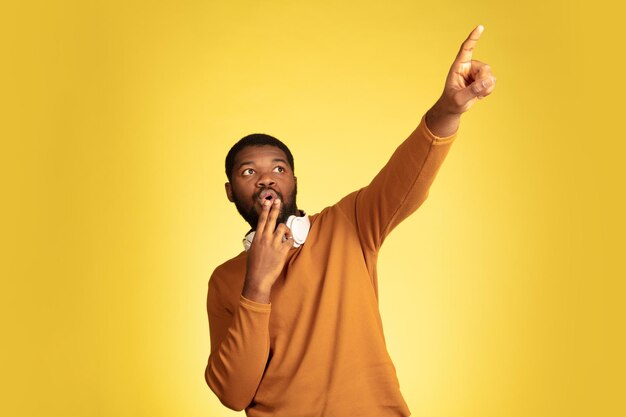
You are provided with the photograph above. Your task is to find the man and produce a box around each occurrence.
[205,26,496,417]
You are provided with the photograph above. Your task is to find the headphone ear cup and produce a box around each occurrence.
[286,215,310,248]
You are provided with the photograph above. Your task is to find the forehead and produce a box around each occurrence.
[234,145,289,166]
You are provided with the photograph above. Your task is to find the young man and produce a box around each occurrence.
[205,26,496,417]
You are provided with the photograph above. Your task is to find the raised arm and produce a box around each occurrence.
[338,25,496,252]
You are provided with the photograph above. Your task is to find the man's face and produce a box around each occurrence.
[225,145,298,229]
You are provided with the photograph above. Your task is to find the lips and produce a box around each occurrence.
[257,188,280,204]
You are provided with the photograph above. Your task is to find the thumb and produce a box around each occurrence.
[455,77,494,107]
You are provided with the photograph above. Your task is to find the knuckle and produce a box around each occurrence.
[478,88,494,99]
[453,94,466,107]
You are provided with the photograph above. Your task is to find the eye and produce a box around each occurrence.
[242,168,255,176]
[273,166,285,173]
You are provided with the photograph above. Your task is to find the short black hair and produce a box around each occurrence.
[225,133,295,182]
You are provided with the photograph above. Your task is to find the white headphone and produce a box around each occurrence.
[243,213,310,251]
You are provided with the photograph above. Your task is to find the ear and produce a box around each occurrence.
[225,182,234,202]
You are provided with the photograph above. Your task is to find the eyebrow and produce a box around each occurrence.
[237,158,289,170]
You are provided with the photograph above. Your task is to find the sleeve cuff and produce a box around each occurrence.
[240,294,272,313]
[420,115,457,145]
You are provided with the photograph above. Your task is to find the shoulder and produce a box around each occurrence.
[317,189,363,226]
[209,252,247,291]
[213,251,247,275]
[305,191,363,241]
[208,252,248,315]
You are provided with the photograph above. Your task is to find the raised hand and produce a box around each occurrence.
[242,198,293,304]
[426,25,497,137]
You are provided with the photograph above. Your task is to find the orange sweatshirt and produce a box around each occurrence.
[205,117,456,417]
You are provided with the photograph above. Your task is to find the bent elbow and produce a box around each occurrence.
[211,385,251,412]
[218,396,248,412]
[205,363,252,411]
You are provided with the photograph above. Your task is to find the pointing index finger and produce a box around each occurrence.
[454,25,484,67]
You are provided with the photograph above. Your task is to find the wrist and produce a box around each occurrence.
[242,277,273,304]
[425,101,461,138]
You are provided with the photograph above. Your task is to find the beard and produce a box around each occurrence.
[232,183,298,230]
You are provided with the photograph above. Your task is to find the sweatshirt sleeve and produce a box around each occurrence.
[338,116,456,253]
[205,274,272,411]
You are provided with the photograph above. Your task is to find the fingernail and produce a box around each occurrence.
[274,198,281,205]
[482,78,493,89]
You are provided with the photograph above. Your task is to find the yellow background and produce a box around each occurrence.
[2,1,624,416]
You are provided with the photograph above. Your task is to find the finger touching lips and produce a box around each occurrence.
[257,189,279,203]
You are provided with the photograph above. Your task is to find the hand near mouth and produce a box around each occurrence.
[242,198,293,304]
[257,188,279,205]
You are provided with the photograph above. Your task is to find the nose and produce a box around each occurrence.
[256,172,276,188]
